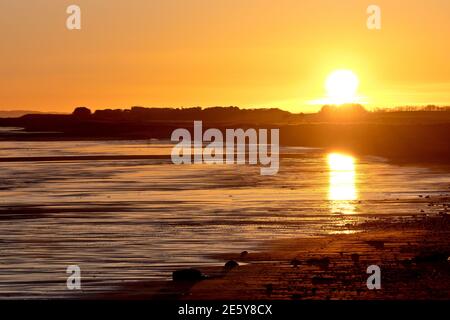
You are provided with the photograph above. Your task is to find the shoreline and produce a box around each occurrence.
[84,196,449,300]
[0,132,449,300]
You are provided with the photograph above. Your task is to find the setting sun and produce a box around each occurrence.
[325,70,360,105]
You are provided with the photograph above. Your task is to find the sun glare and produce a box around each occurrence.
[327,153,355,172]
[325,70,359,105]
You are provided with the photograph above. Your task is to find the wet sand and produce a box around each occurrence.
[88,196,450,300]
[1,139,449,299]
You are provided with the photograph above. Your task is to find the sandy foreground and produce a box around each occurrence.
[90,196,450,300]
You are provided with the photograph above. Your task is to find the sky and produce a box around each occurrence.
[1,0,450,113]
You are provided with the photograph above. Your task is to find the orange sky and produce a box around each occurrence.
[1,0,450,113]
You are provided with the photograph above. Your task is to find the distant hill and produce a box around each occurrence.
[0,110,64,118]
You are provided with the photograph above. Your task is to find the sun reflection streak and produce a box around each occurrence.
[327,153,358,214]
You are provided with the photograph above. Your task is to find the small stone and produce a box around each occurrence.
[306,257,330,268]
[224,260,239,269]
[240,251,249,257]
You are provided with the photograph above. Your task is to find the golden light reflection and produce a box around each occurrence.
[327,153,358,214]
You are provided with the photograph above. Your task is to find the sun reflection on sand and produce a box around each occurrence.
[327,153,358,214]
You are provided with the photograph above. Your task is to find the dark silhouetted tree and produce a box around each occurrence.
[72,107,92,118]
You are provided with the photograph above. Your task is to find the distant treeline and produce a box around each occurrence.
[374,105,450,112]
[72,106,302,124]
[72,104,371,122]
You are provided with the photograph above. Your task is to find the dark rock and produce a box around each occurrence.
[306,257,330,268]
[172,268,205,282]
[240,251,249,257]
[224,260,239,269]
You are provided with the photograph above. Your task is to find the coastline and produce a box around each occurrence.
[0,124,449,300]
[85,195,450,300]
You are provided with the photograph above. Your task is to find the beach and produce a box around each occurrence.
[79,202,450,300]
[185,211,450,300]
[0,137,449,299]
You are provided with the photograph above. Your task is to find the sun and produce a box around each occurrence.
[325,70,359,105]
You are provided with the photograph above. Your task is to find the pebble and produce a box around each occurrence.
[224,260,239,269]
[306,257,330,268]
[240,251,248,257]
